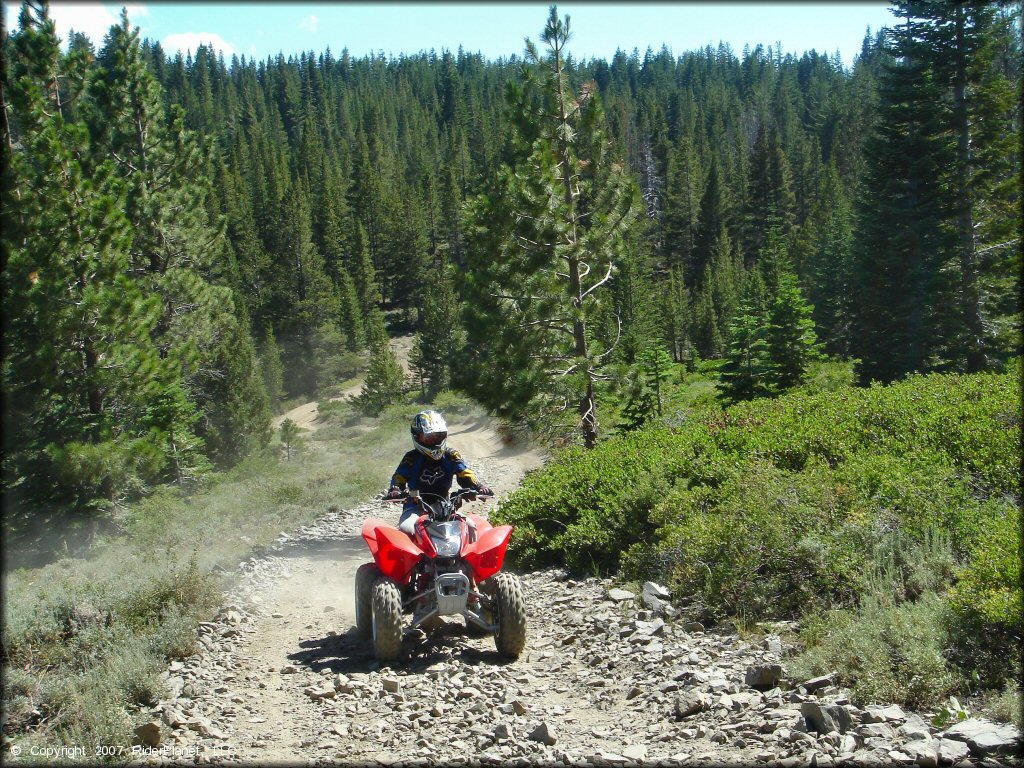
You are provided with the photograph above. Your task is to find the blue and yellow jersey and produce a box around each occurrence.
[391,448,478,498]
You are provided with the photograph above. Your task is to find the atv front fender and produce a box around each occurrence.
[464,525,512,582]
[365,522,422,583]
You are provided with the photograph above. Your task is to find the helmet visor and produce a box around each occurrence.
[419,430,447,447]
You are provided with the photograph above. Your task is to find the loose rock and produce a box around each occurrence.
[528,722,557,746]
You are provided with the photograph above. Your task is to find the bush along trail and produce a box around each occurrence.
[136,376,1021,767]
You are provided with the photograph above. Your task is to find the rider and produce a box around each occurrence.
[386,410,492,536]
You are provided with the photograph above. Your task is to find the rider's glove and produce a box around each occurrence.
[386,485,404,499]
[475,483,493,496]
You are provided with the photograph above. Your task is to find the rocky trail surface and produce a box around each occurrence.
[136,420,1021,767]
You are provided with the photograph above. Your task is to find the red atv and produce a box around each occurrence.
[355,488,527,662]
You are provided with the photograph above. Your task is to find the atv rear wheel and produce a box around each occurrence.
[371,578,404,661]
[492,572,527,659]
[354,563,380,638]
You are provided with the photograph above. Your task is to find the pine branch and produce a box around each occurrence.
[579,262,615,301]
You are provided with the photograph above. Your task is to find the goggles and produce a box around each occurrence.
[419,431,447,447]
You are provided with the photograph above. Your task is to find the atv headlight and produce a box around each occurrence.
[433,535,460,557]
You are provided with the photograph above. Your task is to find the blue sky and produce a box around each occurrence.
[5,2,897,69]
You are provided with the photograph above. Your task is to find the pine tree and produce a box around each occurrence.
[462,7,640,447]
[364,306,390,348]
[619,367,657,431]
[798,164,856,358]
[86,10,270,464]
[337,270,365,352]
[659,268,692,366]
[851,9,958,383]
[691,273,723,360]
[349,222,382,318]
[720,300,772,402]
[413,261,463,397]
[638,346,674,417]
[743,122,795,264]
[271,178,341,396]
[766,272,821,390]
[357,342,405,416]
[661,135,702,275]
[914,1,1020,370]
[3,3,202,511]
[260,324,285,412]
[692,153,730,288]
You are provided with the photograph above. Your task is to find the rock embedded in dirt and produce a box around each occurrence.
[641,582,671,612]
[800,701,853,735]
[621,744,648,761]
[744,663,784,690]
[937,737,971,763]
[528,722,557,746]
[863,703,908,723]
[799,673,836,693]
[134,721,162,747]
[898,713,932,741]
[941,718,1022,756]
[673,690,710,719]
[608,588,636,603]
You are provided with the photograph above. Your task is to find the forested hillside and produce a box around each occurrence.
[2,2,1020,520]
[2,2,1021,756]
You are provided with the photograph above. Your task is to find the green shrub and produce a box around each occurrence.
[647,459,866,620]
[499,368,1018,589]
[429,390,483,417]
[945,500,1022,689]
[497,367,1020,697]
[792,592,964,710]
[800,358,858,394]
[317,398,356,423]
[861,526,957,605]
[981,685,1023,729]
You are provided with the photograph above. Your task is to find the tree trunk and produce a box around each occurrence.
[552,32,598,449]
[953,5,986,372]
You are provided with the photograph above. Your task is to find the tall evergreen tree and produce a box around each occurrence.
[463,7,640,447]
[3,3,204,512]
[720,300,772,402]
[259,324,285,412]
[743,122,795,264]
[412,261,463,397]
[797,164,856,358]
[852,9,959,383]
[914,0,1020,370]
[85,10,270,463]
[766,271,821,389]
[659,268,693,366]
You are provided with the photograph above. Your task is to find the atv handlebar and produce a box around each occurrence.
[381,488,494,502]
[380,488,494,521]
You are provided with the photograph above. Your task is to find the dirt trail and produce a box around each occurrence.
[152,417,545,764]
[271,335,416,432]
[146,421,1018,766]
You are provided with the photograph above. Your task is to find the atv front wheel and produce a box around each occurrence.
[492,572,527,659]
[371,578,404,661]
[354,563,380,638]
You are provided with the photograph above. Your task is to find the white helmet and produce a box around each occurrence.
[411,410,448,460]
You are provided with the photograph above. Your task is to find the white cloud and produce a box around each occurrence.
[162,31,237,57]
[20,2,150,48]
[298,14,319,33]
